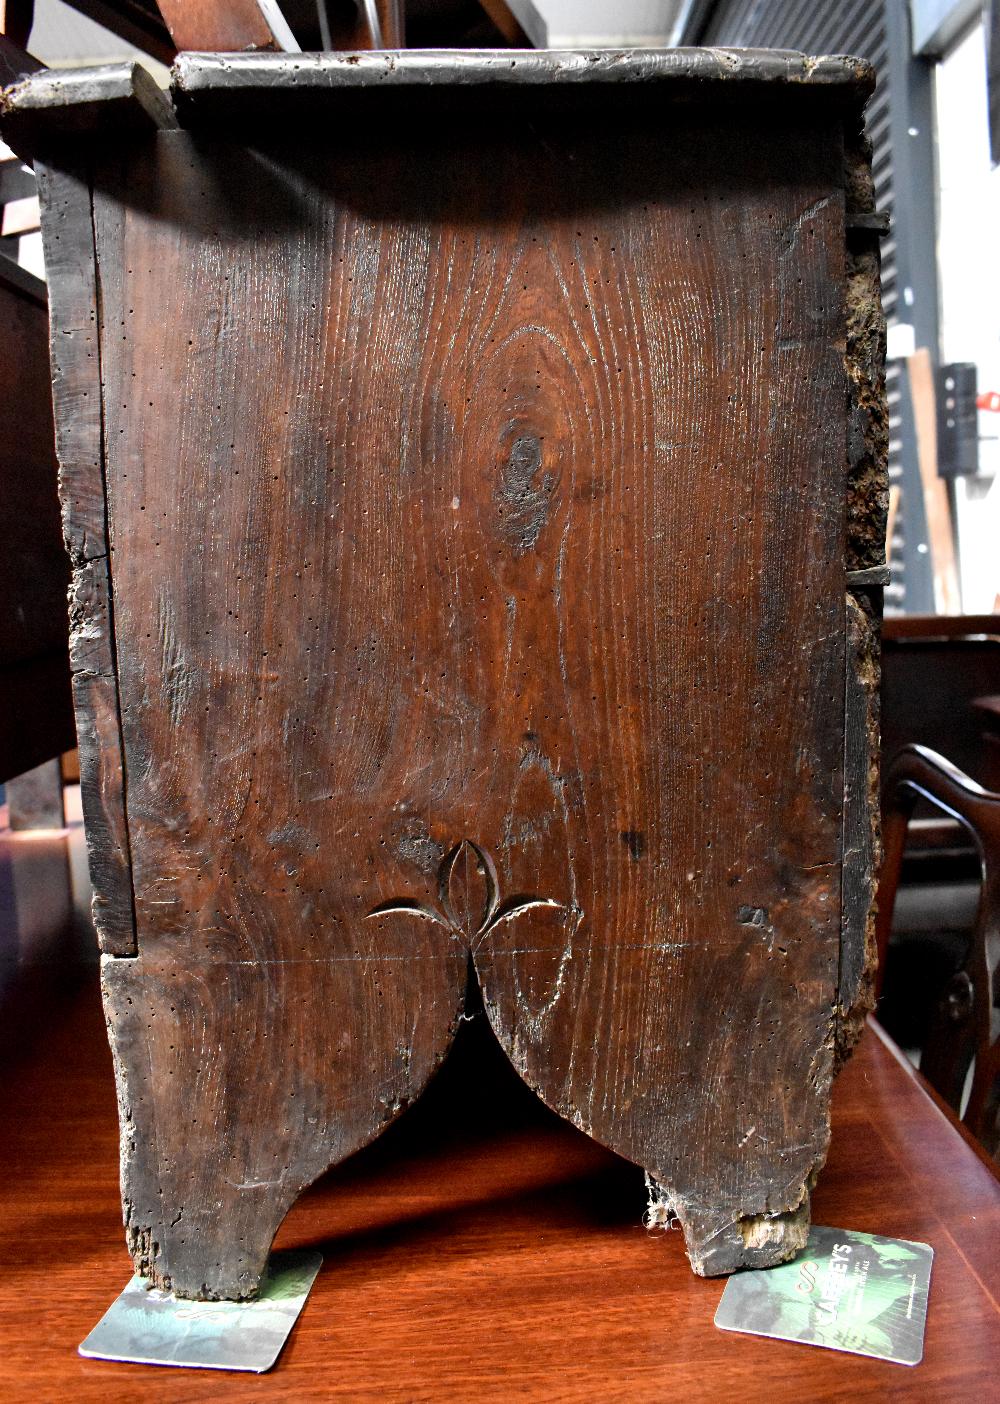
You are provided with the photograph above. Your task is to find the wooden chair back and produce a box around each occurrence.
[878,743,1000,1154]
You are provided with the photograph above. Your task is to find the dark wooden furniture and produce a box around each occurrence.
[0,40,74,800]
[974,694,1000,790]
[882,615,1000,796]
[2,49,887,1299]
[0,979,998,1402]
[877,615,1000,1086]
[153,0,408,55]
[53,0,530,58]
[154,0,296,52]
[878,743,1000,1153]
[0,255,75,788]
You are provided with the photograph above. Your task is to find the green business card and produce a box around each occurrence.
[79,1250,322,1372]
[715,1226,933,1366]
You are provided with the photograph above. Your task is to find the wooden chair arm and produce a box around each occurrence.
[883,743,1000,828]
[876,745,1000,1149]
[877,747,999,991]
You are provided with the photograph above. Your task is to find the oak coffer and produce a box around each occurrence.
[2,49,887,1300]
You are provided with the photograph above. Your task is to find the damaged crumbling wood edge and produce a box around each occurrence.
[839,588,882,1069]
[0,62,174,160]
[838,102,888,1071]
[33,159,139,959]
[3,66,182,956]
[650,93,888,1279]
[169,47,876,102]
[649,97,888,1279]
[644,1166,823,1278]
[847,564,890,587]
[2,51,876,158]
[846,210,890,234]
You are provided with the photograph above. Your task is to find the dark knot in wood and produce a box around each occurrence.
[495,432,557,556]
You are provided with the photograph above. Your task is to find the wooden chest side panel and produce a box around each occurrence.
[34,162,136,956]
[95,108,847,1288]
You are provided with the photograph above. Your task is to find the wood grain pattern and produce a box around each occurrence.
[155,0,295,54]
[101,114,845,1290]
[12,51,886,1299]
[34,162,136,956]
[171,48,876,109]
[1,63,173,158]
[1,978,998,1402]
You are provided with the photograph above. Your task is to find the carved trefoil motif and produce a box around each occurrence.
[367,838,564,948]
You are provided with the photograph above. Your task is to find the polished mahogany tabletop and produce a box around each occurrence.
[2,962,998,1403]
